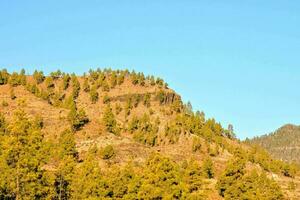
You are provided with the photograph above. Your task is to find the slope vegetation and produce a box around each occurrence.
[0,68,299,199]
[247,124,300,163]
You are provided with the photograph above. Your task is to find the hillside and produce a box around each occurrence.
[247,124,300,164]
[0,68,299,200]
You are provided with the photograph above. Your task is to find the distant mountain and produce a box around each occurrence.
[247,124,300,163]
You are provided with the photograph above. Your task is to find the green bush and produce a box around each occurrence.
[100,145,115,160]
[103,94,110,104]
[1,100,8,107]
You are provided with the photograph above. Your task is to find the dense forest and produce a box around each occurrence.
[247,124,300,164]
[0,68,299,199]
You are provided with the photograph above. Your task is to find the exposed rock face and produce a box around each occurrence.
[110,91,182,105]
[162,92,181,105]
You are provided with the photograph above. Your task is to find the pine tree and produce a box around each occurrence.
[82,78,90,92]
[131,71,139,85]
[192,137,202,152]
[0,69,9,85]
[19,69,27,86]
[68,107,89,131]
[117,73,125,85]
[8,72,22,86]
[33,70,45,84]
[71,75,80,99]
[216,157,246,197]
[106,164,138,199]
[202,157,214,179]
[89,86,99,104]
[62,74,71,90]
[58,129,78,159]
[70,152,104,199]
[102,105,119,135]
[224,171,284,200]
[184,160,203,194]
[50,70,62,79]
[44,76,55,88]
[0,109,50,199]
[0,112,6,134]
[55,156,76,200]
[54,129,78,200]
[110,71,117,88]
[138,154,184,199]
[143,93,151,107]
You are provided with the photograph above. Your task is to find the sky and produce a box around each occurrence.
[0,1,299,139]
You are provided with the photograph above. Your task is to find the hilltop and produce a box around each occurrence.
[0,68,299,199]
[247,124,300,164]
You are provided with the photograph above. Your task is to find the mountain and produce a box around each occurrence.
[247,124,300,164]
[0,68,299,199]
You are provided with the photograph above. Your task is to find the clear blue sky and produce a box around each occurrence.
[1,1,300,139]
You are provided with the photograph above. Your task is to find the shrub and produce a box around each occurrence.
[2,100,8,107]
[103,94,110,104]
[281,163,297,178]
[100,145,115,160]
